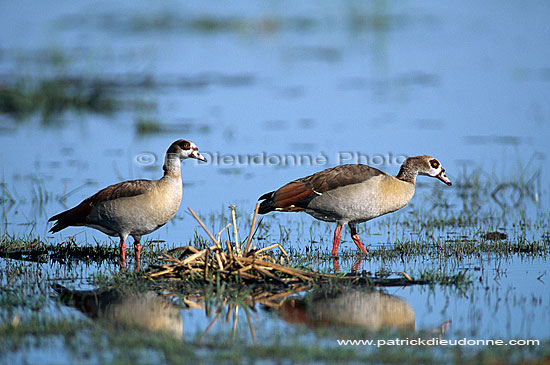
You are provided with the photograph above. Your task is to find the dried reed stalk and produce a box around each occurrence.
[244,203,260,254]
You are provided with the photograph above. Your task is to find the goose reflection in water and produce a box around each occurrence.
[273,288,450,335]
[52,284,183,339]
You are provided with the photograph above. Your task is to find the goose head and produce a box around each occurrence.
[415,155,452,186]
[167,139,207,162]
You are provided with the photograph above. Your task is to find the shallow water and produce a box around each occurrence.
[1,0,549,361]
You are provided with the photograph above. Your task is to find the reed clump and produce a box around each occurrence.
[146,204,328,289]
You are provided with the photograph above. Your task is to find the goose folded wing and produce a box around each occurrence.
[48,180,155,231]
[272,164,384,209]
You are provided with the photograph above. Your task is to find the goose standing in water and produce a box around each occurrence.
[258,155,451,256]
[48,139,206,268]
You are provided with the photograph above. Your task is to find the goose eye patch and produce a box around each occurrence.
[430,160,439,169]
[179,140,191,150]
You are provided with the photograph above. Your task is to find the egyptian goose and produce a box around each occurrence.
[48,139,206,267]
[258,155,452,256]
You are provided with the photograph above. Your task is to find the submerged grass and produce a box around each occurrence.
[0,233,168,266]
[0,234,118,263]
[0,78,115,124]
[0,316,196,364]
[368,236,550,264]
[1,315,548,364]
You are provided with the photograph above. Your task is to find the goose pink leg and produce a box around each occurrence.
[134,239,141,271]
[332,225,343,257]
[350,225,368,254]
[352,258,363,272]
[119,237,127,267]
[332,257,341,272]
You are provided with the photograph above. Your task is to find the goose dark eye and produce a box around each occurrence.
[430,159,439,169]
[178,140,191,150]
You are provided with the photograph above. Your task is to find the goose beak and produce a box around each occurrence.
[191,150,207,162]
[437,170,452,186]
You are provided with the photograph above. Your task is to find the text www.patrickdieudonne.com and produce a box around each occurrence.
[337,338,540,347]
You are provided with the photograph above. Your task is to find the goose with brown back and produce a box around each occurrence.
[258,155,451,257]
[48,139,206,268]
